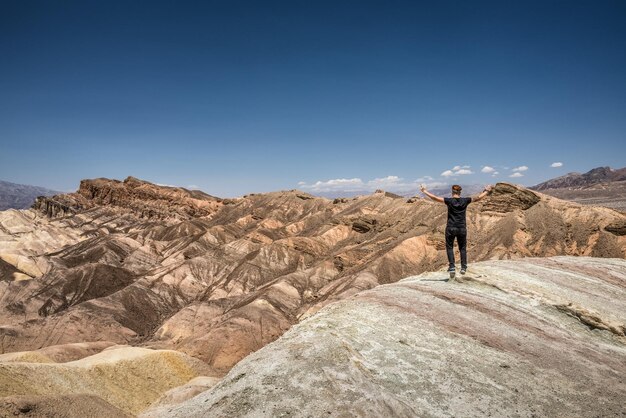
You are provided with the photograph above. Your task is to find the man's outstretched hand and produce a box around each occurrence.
[420,184,427,193]
[484,184,494,193]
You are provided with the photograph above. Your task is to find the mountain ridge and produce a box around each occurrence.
[0,180,61,211]
[1,176,624,376]
[531,166,626,190]
[530,166,626,210]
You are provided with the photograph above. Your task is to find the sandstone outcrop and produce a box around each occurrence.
[33,176,223,220]
[1,178,625,377]
[0,346,216,416]
[153,256,626,418]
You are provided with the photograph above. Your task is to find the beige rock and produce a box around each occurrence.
[157,256,626,418]
[1,178,625,377]
[0,346,216,415]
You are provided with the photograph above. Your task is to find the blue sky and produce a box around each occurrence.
[1,1,625,196]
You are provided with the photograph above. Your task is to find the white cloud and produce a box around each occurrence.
[451,165,470,170]
[550,162,563,168]
[455,169,473,175]
[187,184,199,189]
[492,171,499,177]
[367,176,402,188]
[441,165,474,177]
[509,172,524,178]
[305,178,364,192]
[512,166,529,172]
[298,175,446,194]
[481,166,496,173]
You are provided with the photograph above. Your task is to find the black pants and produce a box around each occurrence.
[445,226,467,269]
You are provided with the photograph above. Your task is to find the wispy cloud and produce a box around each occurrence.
[298,175,446,194]
[455,169,473,175]
[512,165,528,172]
[550,162,563,168]
[481,166,496,173]
[441,165,474,177]
[509,172,524,178]
[301,178,364,192]
[451,165,471,171]
[187,184,199,189]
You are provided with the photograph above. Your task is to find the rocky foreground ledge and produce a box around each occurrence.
[148,256,626,418]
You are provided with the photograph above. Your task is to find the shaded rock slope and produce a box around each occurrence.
[0,177,625,377]
[152,256,626,418]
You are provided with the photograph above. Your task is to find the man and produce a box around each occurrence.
[420,184,493,280]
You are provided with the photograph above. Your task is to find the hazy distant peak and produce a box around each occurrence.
[0,180,61,210]
[531,166,626,190]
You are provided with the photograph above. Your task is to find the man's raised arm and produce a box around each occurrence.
[472,184,493,202]
[420,184,445,203]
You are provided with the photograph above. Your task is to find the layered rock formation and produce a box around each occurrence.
[152,256,626,418]
[32,176,224,220]
[1,177,625,377]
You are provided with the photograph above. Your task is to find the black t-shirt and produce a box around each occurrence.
[444,197,472,228]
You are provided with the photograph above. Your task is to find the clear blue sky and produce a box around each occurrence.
[1,0,625,196]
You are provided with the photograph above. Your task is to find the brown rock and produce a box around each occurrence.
[1,177,625,376]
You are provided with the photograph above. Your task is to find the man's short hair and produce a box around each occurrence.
[452,185,462,194]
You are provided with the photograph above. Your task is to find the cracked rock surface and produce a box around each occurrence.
[153,256,626,418]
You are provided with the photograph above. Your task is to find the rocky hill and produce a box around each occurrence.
[531,166,626,210]
[1,176,626,416]
[0,180,60,211]
[1,177,625,378]
[148,256,626,418]
[532,166,626,190]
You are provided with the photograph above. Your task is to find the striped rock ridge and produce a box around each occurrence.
[1,178,625,377]
[151,256,626,418]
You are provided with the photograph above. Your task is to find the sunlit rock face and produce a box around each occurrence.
[0,178,625,376]
[0,345,215,417]
[153,256,626,418]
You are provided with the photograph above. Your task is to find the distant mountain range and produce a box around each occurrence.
[532,166,626,190]
[0,180,61,211]
[530,166,626,210]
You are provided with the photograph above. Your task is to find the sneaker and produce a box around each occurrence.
[460,268,467,275]
[448,267,456,280]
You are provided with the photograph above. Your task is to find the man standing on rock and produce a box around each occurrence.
[420,184,493,280]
